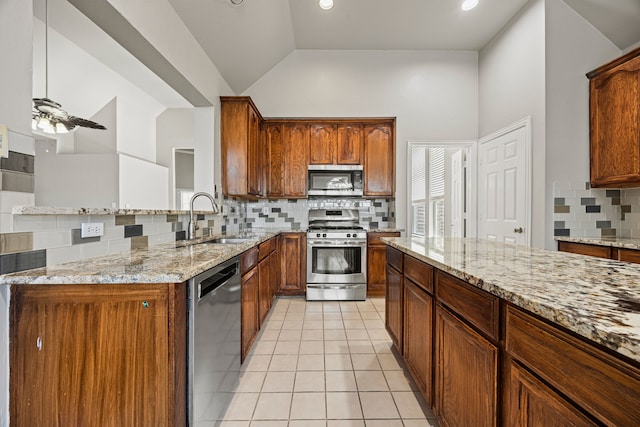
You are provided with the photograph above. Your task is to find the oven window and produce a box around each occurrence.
[312,246,362,274]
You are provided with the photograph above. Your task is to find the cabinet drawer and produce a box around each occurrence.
[259,238,275,260]
[241,247,259,275]
[615,248,640,264]
[368,232,400,246]
[404,255,433,294]
[435,271,499,341]
[386,246,403,272]
[557,241,611,259]
[505,305,640,427]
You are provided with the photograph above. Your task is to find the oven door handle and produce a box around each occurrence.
[308,284,356,290]
[308,240,365,246]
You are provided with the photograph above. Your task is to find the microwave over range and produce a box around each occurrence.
[307,165,363,197]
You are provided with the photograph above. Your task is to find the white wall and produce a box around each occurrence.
[119,154,169,209]
[244,50,479,232]
[479,0,546,248]
[0,0,33,422]
[193,107,218,210]
[545,0,620,249]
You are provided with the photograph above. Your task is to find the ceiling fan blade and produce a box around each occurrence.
[67,116,107,130]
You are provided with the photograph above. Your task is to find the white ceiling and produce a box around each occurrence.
[168,0,640,94]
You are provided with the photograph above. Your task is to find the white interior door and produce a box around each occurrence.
[478,120,530,245]
[450,149,464,238]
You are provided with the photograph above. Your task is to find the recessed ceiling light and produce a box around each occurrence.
[461,0,479,11]
[319,0,334,10]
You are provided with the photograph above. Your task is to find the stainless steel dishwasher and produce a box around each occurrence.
[188,256,241,426]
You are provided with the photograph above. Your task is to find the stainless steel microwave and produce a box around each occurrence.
[307,165,363,196]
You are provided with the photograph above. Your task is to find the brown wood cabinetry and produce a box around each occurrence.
[278,232,307,296]
[367,231,400,297]
[221,97,264,198]
[10,283,186,426]
[266,123,284,198]
[337,124,363,164]
[558,240,640,264]
[309,123,337,164]
[283,124,310,198]
[364,122,395,196]
[241,248,260,362]
[404,278,433,405]
[587,47,640,188]
[385,246,404,352]
[507,361,596,427]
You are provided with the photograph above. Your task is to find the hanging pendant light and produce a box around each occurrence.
[32,0,106,135]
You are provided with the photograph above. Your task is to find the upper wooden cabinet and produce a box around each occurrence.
[265,123,284,198]
[587,47,640,188]
[221,97,265,198]
[309,123,363,165]
[364,121,395,196]
[283,123,310,198]
[309,123,337,164]
[337,124,363,165]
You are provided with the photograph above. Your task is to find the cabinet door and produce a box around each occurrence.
[508,362,596,427]
[385,264,403,352]
[270,239,281,300]
[241,267,259,362]
[309,123,336,164]
[279,233,307,295]
[557,241,612,259]
[10,284,176,427]
[258,256,271,326]
[266,124,285,198]
[436,305,498,427]
[337,124,363,164]
[404,279,433,405]
[589,53,640,187]
[221,100,249,196]
[247,105,261,196]
[284,124,310,197]
[364,123,395,196]
[367,245,387,297]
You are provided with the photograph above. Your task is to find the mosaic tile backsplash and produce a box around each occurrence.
[553,181,640,238]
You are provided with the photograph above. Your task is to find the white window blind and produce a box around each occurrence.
[411,146,427,237]
[429,147,445,198]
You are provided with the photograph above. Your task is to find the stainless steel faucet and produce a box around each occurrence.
[188,192,219,239]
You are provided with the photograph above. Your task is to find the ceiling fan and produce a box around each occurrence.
[32,0,106,134]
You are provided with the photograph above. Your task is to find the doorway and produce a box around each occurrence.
[407,141,476,239]
[174,148,194,210]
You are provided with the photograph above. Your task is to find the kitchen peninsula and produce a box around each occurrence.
[382,236,640,426]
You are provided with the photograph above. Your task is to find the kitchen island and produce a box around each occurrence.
[382,236,640,426]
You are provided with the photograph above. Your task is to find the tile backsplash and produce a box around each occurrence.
[553,181,640,238]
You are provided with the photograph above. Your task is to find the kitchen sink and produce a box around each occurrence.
[206,236,256,244]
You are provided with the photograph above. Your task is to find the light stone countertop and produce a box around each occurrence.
[382,236,640,363]
[11,206,215,215]
[0,232,280,285]
[555,236,640,250]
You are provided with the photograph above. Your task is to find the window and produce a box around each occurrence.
[411,146,427,236]
[428,147,445,238]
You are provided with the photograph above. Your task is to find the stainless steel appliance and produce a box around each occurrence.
[188,256,241,426]
[307,208,367,300]
[307,165,364,197]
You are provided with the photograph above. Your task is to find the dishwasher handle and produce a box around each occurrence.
[198,262,238,299]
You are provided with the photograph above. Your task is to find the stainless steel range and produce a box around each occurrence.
[307,208,367,301]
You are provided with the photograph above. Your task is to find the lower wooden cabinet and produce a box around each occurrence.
[508,361,597,427]
[10,283,186,426]
[385,247,404,353]
[278,232,306,296]
[436,305,499,427]
[557,241,612,259]
[367,231,400,297]
[403,278,433,405]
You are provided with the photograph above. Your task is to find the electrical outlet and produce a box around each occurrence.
[81,222,104,238]
[262,206,269,215]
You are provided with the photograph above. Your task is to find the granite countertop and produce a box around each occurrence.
[555,235,640,250]
[0,232,280,285]
[11,206,217,215]
[382,236,640,363]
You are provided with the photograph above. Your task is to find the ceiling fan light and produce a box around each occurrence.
[32,117,39,131]
[319,0,333,10]
[461,0,479,11]
[55,122,69,134]
[37,116,51,130]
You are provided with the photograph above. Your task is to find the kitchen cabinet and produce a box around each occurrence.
[404,274,433,405]
[221,97,265,198]
[258,237,276,325]
[385,246,404,352]
[309,123,337,164]
[435,270,499,427]
[366,231,400,297]
[10,283,186,426]
[557,240,640,264]
[364,121,395,196]
[278,232,307,296]
[587,46,640,188]
[265,123,284,198]
[337,124,363,164]
[283,123,310,198]
[241,248,260,362]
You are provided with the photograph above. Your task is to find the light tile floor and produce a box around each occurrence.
[214,297,439,427]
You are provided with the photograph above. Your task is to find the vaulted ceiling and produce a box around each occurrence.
[168,0,640,94]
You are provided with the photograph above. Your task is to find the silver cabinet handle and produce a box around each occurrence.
[36,336,43,351]
[514,227,523,233]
